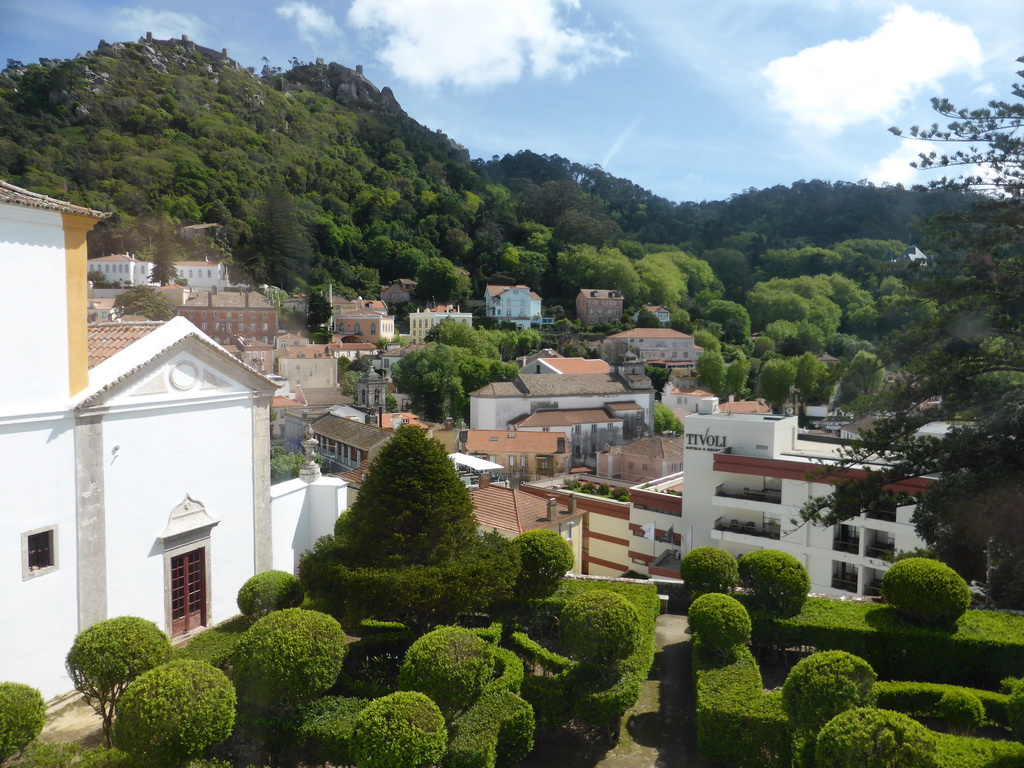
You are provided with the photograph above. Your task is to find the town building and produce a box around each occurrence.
[225,336,274,375]
[309,413,392,474]
[464,429,570,481]
[178,289,278,346]
[332,309,395,345]
[470,478,584,573]
[576,289,623,326]
[520,355,611,375]
[485,284,542,329]
[470,361,655,466]
[1,181,345,700]
[87,254,234,290]
[681,410,928,598]
[276,344,339,390]
[408,304,473,344]
[596,435,686,483]
[633,305,672,325]
[603,328,703,368]
[381,279,417,304]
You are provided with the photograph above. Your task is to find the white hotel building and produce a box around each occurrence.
[679,409,929,598]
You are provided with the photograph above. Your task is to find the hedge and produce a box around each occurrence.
[296,696,368,767]
[692,640,791,767]
[738,549,810,617]
[745,597,1024,687]
[932,732,1024,768]
[874,681,1009,729]
[443,689,535,768]
[781,651,876,732]
[508,632,572,674]
[172,615,249,669]
[486,647,525,695]
[559,590,642,672]
[814,707,938,768]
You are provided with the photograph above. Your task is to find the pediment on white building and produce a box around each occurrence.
[78,328,274,413]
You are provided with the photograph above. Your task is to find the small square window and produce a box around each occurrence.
[22,526,57,579]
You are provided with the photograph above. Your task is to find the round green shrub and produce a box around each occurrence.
[65,616,171,742]
[782,651,877,731]
[679,546,739,597]
[233,608,347,710]
[880,558,970,628]
[237,569,304,621]
[688,593,751,657]
[512,529,575,600]
[559,590,642,670]
[815,707,938,768]
[113,660,235,765]
[1007,679,1024,740]
[936,688,985,736]
[399,626,495,718]
[738,549,810,616]
[0,682,46,761]
[349,691,447,768]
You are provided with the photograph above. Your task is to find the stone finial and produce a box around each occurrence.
[300,424,322,483]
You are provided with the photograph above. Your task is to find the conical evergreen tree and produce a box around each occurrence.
[335,425,476,568]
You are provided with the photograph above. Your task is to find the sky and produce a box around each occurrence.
[2,0,1022,203]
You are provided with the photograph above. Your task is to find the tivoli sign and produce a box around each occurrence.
[685,429,727,452]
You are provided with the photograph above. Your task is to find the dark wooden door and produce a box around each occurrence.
[170,548,206,636]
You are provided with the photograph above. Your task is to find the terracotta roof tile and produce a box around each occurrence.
[0,180,110,218]
[719,399,772,414]
[541,358,610,374]
[602,435,685,460]
[87,321,165,368]
[465,430,566,454]
[311,414,392,450]
[511,409,620,427]
[472,373,648,398]
[606,328,695,340]
[470,485,571,535]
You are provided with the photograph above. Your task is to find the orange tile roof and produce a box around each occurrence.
[87,322,164,368]
[607,328,694,340]
[512,409,620,427]
[541,358,611,374]
[471,485,572,535]
[719,399,772,414]
[272,395,297,408]
[278,345,334,359]
[465,430,565,454]
[1,180,110,218]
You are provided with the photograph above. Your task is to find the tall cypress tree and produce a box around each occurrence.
[335,426,476,568]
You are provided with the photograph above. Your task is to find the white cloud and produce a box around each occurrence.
[863,138,930,187]
[112,7,209,43]
[347,0,627,89]
[762,5,982,134]
[275,2,342,49]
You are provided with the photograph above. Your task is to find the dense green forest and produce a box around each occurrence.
[0,37,975,315]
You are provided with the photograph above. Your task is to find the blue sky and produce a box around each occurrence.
[2,0,1022,203]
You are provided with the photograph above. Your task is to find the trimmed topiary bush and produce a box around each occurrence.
[233,608,347,711]
[688,593,751,658]
[65,616,171,745]
[350,691,447,768]
[0,682,46,761]
[1008,679,1024,740]
[815,707,938,768]
[113,660,235,766]
[880,558,970,628]
[559,590,642,675]
[297,696,368,768]
[399,626,495,719]
[739,549,810,617]
[782,651,877,732]
[237,569,304,621]
[680,546,739,597]
[936,688,985,736]
[512,529,574,601]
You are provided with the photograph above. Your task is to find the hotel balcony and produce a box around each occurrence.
[713,516,781,541]
[715,484,782,505]
[832,537,860,555]
[831,576,858,593]
[865,541,895,559]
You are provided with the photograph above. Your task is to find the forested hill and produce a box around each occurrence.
[0,36,977,300]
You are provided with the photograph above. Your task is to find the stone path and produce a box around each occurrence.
[517,612,715,768]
